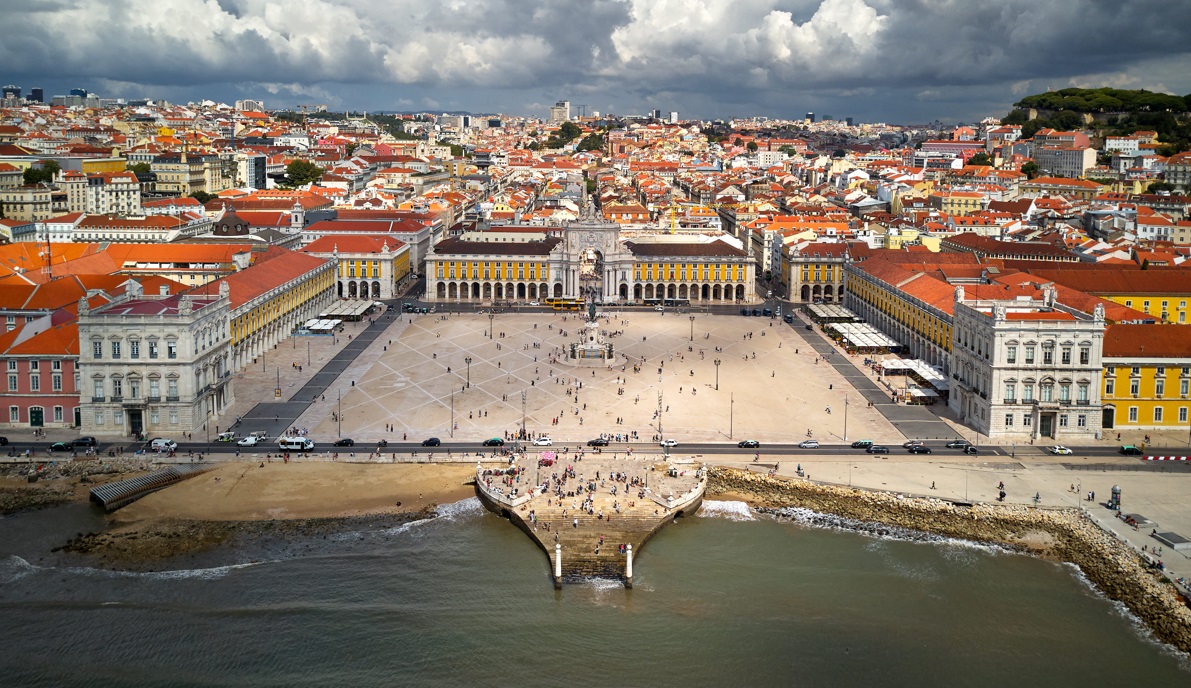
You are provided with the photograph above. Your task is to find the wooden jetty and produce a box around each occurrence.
[475,452,706,588]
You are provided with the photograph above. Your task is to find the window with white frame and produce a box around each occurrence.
[111,341,121,359]
[169,410,178,425]
[1059,414,1068,427]
[8,406,18,422]
[93,341,102,358]
[150,409,160,425]
[1077,414,1087,427]
[1154,407,1164,422]
[94,411,104,425]
[1128,407,1138,422]
[1180,408,1189,424]
[29,375,39,392]
[7,375,16,392]
[52,374,62,391]
[1005,414,1014,427]
[53,406,63,422]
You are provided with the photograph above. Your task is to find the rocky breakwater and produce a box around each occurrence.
[0,457,152,515]
[710,467,1191,655]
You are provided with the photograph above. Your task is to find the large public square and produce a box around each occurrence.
[304,309,899,446]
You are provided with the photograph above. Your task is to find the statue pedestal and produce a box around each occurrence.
[569,319,614,366]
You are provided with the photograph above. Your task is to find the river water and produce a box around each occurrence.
[0,498,1187,687]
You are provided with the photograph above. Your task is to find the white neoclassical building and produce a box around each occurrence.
[77,281,234,438]
[949,286,1105,441]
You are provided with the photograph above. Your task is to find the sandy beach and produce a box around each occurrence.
[112,462,477,523]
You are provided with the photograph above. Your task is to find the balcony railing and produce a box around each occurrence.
[91,396,105,402]
[1076,400,1091,405]
[110,396,123,402]
[166,395,179,402]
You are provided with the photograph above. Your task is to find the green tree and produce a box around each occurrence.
[557,121,582,142]
[576,133,605,152]
[189,191,214,204]
[968,152,992,166]
[1146,181,1175,194]
[747,141,759,152]
[23,160,60,185]
[126,162,151,174]
[345,142,359,157]
[1021,161,1039,179]
[449,144,465,157]
[285,160,324,187]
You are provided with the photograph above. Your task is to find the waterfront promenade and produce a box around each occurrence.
[474,452,706,587]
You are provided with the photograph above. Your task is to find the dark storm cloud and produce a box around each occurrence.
[1,0,1188,121]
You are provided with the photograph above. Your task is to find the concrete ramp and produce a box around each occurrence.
[89,464,214,511]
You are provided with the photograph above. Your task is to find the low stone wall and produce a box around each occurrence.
[710,467,1191,655]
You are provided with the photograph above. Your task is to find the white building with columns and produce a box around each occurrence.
[949,285,1106,441]
[77,281,233,438]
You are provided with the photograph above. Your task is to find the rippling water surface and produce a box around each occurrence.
[0,499,1187,687]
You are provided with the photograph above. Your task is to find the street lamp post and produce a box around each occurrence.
[730,392,734,440]
[689,314,695,342]
[488,312,494,340]
[337,389,342,438]
[465,356,472,388]
[714,358,721,390]
[450,391,455,438]
[843,392,848,442]
[307,340,311,367]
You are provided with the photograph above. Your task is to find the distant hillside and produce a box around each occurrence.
[1001,88,1191,156]
[1014,88,1189,114]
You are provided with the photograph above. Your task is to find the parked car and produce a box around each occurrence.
[1119,445,1143,456]
[529,301,540,306]
[907,445,932,454]
[236,436,260,447]
[654,305,664,311]
[945,439,971,449]
[0,436,8,445]
[740,308,750,316]
[902,439,924,448]
[149,438,177,452]
[532,437,553,446]
[482,438,504,447]
[587,438,609,447]
[1048,445,1073,455]
[866,445,890,454]
[737,439,760,448]
[784,314,794,324]
[798,439,820,449]
[963,446,979,455]
[762,308,772,317]
[660,439,678,448]
[216,432,236,442]
[851,440,874,449]
[805,324,813,331]
[752,308,762,316]
[421,437,441,447]
[72,436,97,447]
[334,438,355,447]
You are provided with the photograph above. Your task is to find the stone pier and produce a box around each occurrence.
[475,452,706,587]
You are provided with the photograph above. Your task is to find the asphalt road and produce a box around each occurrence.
[19,438,1183,461]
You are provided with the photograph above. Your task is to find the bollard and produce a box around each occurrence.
[625,544,633,589]
[554,543,563,589]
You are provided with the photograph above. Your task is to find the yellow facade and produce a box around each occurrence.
[1107,295,1191,324]
[230,268,336,346]
[632,261,744,283]
[847,275,953,350]
[1102,361,1191,429]
[436,259,548,281]
[79,158,128,174]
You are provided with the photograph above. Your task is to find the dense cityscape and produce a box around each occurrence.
[3,10,1191,680]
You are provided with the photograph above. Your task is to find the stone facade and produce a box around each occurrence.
[77,281,234,438]
[949,287,1105,441]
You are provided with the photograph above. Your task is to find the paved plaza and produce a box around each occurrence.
[300,310,901,446]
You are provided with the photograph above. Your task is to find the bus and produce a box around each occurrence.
[545,297,584,311]
[643,298,690,308]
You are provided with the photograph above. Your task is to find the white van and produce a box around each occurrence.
[150,438,178,452]
[277,437,315,452]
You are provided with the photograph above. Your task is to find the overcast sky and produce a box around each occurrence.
[4,0,1191,124]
